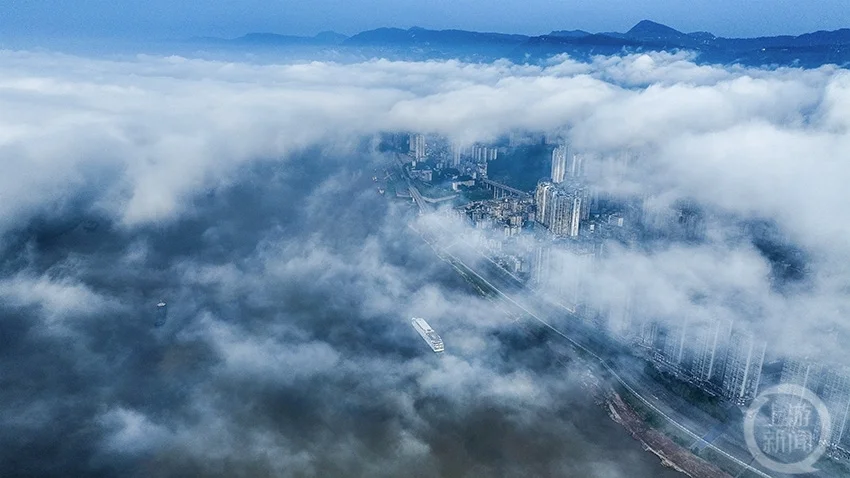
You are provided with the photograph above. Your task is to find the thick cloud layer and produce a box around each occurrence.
[1,49,849,476]
[0,157,682,477]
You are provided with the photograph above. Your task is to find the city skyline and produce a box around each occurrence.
[403,125,850,473]
[408,127,845,400]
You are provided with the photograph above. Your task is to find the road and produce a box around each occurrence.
[480,178,532,198]
[411,221,784,478]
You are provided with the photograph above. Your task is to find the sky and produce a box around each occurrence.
[3,0,850,40]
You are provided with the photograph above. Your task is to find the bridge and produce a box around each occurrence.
[421,193,458,203]
[408,183,431,214]
[402,185,456,210]
[480,178,531,199]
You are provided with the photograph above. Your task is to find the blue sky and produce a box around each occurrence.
[3,0,849,40]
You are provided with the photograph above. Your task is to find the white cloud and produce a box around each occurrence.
[3,49,850,474]
[99,407,172,455]
[0,49,846,243]
[0,272,112,324]
[198,314,341,382]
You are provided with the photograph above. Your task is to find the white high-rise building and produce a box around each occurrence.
[608,291,634,341]
[546,189,571,235]
[637,320,659,351]
[568,152,585,177]
[689,320,729,384]
[535,246,593,313]
[534,181,555,225]
[551,145,568,184]
[821,367,850,449]
[658,320,689,370]
[780,358,822,396]
[721,331,766,405]
[547,190,582,237]
[569,193,582,237]
[471,144,498,163]
[450,143,462,168]
[558,249,594,312]
[535,181,582,237]
[531,243,552,286]
[409,133,426,160]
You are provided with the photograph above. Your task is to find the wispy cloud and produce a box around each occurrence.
[0,48,848,477]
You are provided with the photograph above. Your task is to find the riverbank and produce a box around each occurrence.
[605,390,731,478]
[408,213,738,477]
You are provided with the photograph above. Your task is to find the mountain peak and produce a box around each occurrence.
[626,20,684,38]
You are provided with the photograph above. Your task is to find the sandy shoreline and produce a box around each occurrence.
[602,390,732,478]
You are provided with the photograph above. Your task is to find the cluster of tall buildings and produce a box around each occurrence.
[550,144,584,184]
[777,358,850,452]
[527,144,631,312]
[407,133,500,179]
[610,304,850,454]
[530,240,596,312]
[610,312,767,405]
[534,145,590,237]
[429,132,850,458]
[409,133,427,161]
[534,145,778,408]
[469,144,499,164]
[535,181,587,237]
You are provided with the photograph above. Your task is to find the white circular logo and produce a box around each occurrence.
[744,384,831,474]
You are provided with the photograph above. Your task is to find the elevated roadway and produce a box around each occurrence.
[480,178,532,198]
[411,221,779,478]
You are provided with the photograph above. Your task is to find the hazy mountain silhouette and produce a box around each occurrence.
[548,30,591,38]
[236,31,348,45]
[194,20,850,67]
[344,27,528,46]
[190,31,348,47]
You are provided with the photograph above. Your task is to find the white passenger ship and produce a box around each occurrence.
[411,317,444,353]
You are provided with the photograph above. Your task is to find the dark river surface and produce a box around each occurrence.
[0,157,684,477]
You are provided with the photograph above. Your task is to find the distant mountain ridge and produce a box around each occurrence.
[191,31,349,46]
[535,20,850,66]
[341,20,850,49]
[236,31,348,45]
[194,20,850,67]
[548,30,592,38]
[344,27,529,46]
